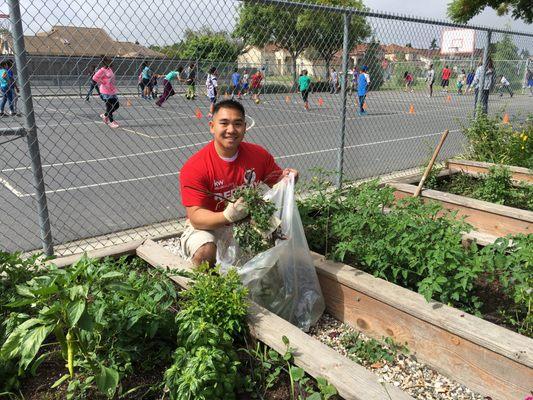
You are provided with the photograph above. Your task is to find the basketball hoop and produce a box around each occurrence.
[441,29,475,55]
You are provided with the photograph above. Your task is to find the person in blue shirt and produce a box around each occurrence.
[0,60,16,116]
[230,68,241,100]
[141,63,153,100]
[357,65,370,116]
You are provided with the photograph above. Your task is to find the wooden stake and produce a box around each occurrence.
[413,129,449,197]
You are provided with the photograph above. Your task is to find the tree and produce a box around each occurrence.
[234,4,309,82]
[299,0,371,80]
[493,30,521,86]
[447,0,532,24]
[358,38,385,90]
[153,28,241,63]
[430,38,438,50]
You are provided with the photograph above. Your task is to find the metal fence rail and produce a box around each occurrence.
[0,0,532,255]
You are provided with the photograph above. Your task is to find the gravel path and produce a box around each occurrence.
[308,314,485,400]
[158,237,486,400]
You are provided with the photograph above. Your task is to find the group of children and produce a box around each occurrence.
[297,65,370,115]
[85,60,268,125]
[0,60,19,117]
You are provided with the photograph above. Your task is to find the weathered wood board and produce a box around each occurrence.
[388,181,532,237]
[447,159,533,184]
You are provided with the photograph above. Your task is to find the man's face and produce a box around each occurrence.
[209,107,246,155]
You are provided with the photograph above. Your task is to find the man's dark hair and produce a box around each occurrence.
[213,99,246,119]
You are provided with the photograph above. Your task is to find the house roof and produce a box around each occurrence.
[3,26,164,58]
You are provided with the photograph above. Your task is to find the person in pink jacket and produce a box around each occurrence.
[92,57,120,128]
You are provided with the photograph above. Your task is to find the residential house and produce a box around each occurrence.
[0,25,164,58]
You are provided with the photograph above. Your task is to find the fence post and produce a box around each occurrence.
[336,12,351,189]
[475,29,491,116]
[8,0,54,256]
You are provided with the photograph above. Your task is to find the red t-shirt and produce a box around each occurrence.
[180,141,282,212]
[250,73,262,89]
[442,68,451,80]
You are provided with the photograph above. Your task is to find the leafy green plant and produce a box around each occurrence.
[240,335,337,400]
[428,166,532,211]
[1,256,178,398]
[164,265,249,400]
[298,174,533,336]
[479,234,532,336]
[232,184,278,255]
[461,112,532,168]
[340,332,408,365]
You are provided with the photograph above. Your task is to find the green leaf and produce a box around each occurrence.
[95,365,119,397]
[67,300,86,327]
[20,324,55,369]
[0,318,43,359]
[77,310,94,332]
[289,366,305,381]
[282,335,289,346]
[51,373,70,389]
[307,393,322,400]
[100,271,124,279]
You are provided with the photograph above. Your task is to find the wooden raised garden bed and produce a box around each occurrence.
[388,169,532,237]
[51,240,412,400]
[312,252,533,400]
[446,159,533,184]
[48,239,533,400]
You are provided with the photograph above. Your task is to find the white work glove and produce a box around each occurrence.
[223,197,249,223]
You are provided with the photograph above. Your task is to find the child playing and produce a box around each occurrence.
[357,65,370,115]
[298,69,311,110]
[206,66,218,118]
[250,70,263,103]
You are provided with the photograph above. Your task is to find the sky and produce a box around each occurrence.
[1,0,532,52]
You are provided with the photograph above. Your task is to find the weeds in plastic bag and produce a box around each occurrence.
[232,184,282,255]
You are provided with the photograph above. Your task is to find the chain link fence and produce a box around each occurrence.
[0,0,532,255]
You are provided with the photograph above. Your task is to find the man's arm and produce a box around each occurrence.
[186,206,229,230]
[187,198,248,230]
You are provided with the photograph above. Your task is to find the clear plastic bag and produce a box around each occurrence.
[217,174,325,331]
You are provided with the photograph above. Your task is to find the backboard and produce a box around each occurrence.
[441,29,476,55]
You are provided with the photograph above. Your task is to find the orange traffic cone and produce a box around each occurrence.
[285,95,291,104]
[195,108,203,119]
[502,113,510,124]
[318,97,324,106]
[409,103,415,114]
[126,99,132,107]
[363,101,367,110]
[446,95,451,103]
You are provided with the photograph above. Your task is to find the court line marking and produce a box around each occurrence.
[9,171,180,198]
[2,141,211,172]
[0,177,24,197]
[1,128,460,197]
[275,129,461,160]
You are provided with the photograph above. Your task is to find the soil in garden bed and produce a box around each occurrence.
[16,342,329,400]
[426,173,532,211]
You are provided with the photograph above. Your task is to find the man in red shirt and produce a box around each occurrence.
[441,65,452,92]
[179,99,298,266]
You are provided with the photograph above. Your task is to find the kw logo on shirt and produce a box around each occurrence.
[213,179,224,188]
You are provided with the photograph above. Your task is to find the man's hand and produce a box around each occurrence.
[222,197,249,223]
[281,168,299,183]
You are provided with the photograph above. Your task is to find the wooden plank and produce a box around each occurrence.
[312,253,533,400]
[47,239,144,268]
[136,240,413,400]
[447,159,533,184]
[389,182,532,237]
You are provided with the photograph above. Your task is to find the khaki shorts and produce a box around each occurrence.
[179,221,231,260]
